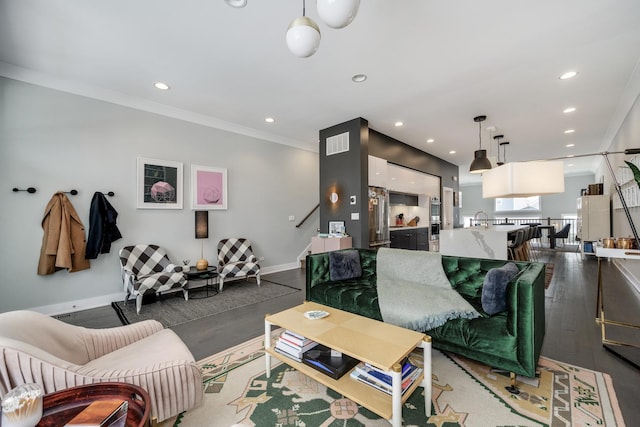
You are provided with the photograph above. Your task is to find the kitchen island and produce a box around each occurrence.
[439,225,528,260]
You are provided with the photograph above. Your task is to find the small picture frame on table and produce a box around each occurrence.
[329,221,346,237]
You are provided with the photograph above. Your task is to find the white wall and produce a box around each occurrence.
[0,77,319,314]
[595,93,640,291]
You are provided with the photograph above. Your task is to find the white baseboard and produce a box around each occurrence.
[612,259,640,295]
[297,243,312,264]
[260,262,299,275]
[28,262,301,316]
[31,293,125,316]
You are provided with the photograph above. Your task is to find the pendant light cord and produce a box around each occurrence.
[478,120,482,149]
[303,0,306,16]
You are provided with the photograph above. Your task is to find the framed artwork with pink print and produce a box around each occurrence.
[191,164,228,210]
[137,157,183,209]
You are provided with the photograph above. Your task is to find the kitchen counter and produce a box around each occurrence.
[389,225,428,230]
[439,225,528,260]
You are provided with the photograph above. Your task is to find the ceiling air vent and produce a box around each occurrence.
[326,132,349,156]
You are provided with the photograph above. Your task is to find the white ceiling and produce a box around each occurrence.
[2,0,640,184]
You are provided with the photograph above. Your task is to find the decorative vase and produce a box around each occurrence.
[196,259,208,271]
[1,383,43,427]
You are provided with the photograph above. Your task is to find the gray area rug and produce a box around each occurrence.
[111,279,299,328]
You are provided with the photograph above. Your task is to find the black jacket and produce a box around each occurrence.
[85,192,122,259]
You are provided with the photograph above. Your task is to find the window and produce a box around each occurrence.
[495,196,541,212]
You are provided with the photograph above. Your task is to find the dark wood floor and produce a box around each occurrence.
[63,253,640,425]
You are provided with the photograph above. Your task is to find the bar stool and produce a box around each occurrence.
[508,229,526,261]
[525,226,538,261]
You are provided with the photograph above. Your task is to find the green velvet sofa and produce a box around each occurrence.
[306,248,546,378]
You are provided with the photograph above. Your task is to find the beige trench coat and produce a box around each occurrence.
[37,192,91,275]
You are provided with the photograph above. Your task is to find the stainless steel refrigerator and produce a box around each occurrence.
[368,186,390,247]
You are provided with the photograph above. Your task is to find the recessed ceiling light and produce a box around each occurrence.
[567,154,575,158]
[566,143,575,147]
[567,163,574,167]
[154,82,170,90]
[265,117,275,123]
[449,150,456,154]
[394,121,403,127]
[559,71,578,80]
[564,129,575,134]
[563,107,576,113]
[352,74,367,83]
[427,138,435,143]
[225,0,247,7]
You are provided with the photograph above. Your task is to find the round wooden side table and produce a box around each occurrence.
[36,382,151,427]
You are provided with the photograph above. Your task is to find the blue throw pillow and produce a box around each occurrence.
[329,250,362,281]
[481,262,519,315]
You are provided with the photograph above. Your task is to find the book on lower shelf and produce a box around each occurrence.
[274,346,302,362]
[64,399,128,427]
[302,344,360,380]
[274,331,319,362]
[280,330,316,348]
[350,361,422,395]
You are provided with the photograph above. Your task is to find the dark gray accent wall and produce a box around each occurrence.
[319,118,369,247]
[320,118,460,248]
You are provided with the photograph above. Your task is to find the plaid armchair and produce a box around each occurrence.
[119,244,188,313]
[217,238,261,292]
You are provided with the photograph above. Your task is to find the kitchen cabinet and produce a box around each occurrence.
[311,236,353,254]
[416,228,429,251]
[389,192,419,206]
[387,164,440,195]
[368,155,388,188]
[390,228,429,251]
[577,195,610,255]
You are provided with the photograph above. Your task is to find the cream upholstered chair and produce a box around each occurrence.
[119,244,188,314]
[0,310,203,423]
[217,238,261,292]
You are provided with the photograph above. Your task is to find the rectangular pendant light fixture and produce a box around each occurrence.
[482,161,565,198]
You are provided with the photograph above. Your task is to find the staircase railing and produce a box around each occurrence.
[296,204,319,228]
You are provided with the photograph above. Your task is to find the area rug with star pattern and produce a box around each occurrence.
[173,331,625,426]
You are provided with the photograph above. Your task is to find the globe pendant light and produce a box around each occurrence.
[469,115,492,174]
[286,0,321,58]
[317,0,360,29]
[224,0,247,7]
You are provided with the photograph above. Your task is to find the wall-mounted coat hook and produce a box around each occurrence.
[65,190,78,195]
[12,187,37,194]
[105,191,115,197]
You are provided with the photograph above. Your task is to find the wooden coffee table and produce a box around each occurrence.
[265,301,431,427]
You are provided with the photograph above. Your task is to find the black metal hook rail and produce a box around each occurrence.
[12,187,37,194]
[12,188,114,196]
